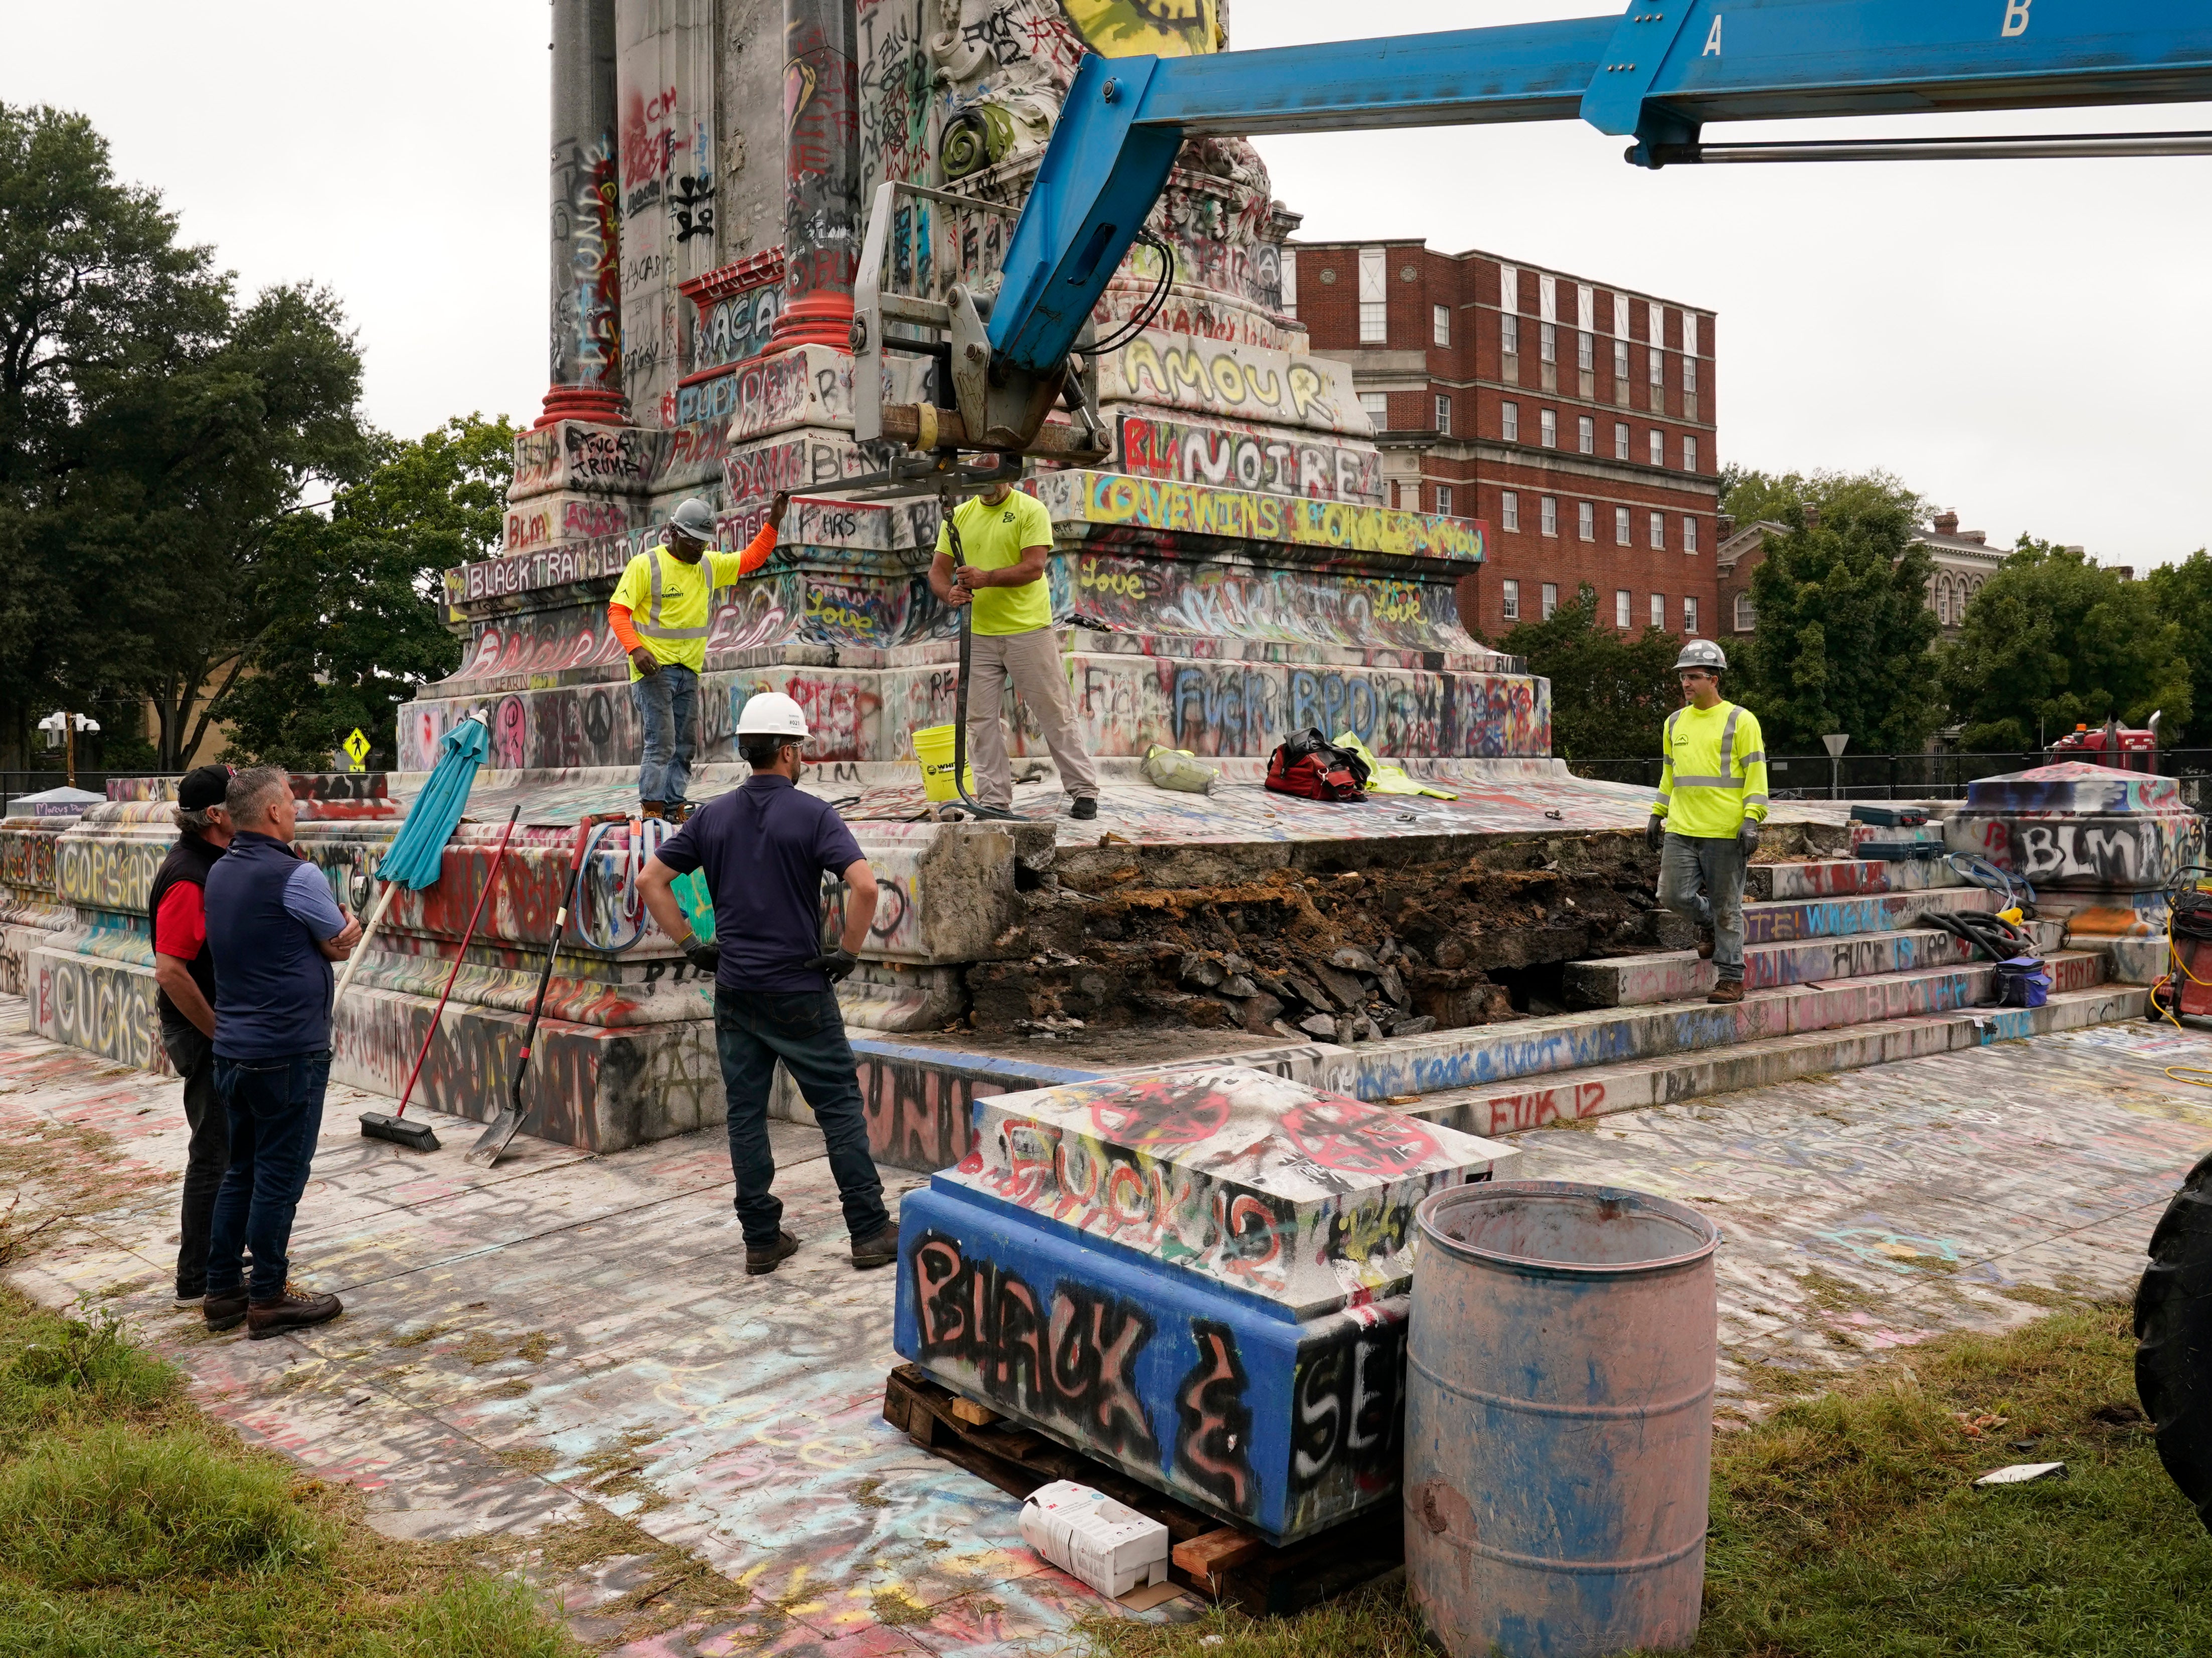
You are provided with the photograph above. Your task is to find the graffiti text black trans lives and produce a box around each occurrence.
[910,1232,1159,1461]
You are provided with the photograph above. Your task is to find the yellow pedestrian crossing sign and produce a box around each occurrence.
[342,728,370,771]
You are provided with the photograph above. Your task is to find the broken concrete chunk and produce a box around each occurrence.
[1330,945,1380,974]
[1221,974,1260,1000]
[1179,953,1228,990]
[1283,973,1329,1010]
[1313,963,1368,1009]
[1298,1013,1336,1040]
[1391,1014,1438,1037]
[1379,963,1409,1006]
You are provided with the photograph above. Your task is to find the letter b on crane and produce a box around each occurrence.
[2001,0,2030,37]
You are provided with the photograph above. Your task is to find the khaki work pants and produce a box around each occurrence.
[965,625,1098,807]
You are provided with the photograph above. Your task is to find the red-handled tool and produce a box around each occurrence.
[360,804,522,1152]
[466,811,627,1167]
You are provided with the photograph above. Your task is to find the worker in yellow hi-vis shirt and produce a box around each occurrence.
[928,478,1099,820]
[1646,639,1770,1005]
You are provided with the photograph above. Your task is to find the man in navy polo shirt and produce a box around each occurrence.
[200,766,361,1338]
[639,691,894,1277]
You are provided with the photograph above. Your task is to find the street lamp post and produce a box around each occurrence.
[38,710,102,787]
[1822,732,1849,801]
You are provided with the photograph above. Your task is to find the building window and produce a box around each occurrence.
[1613,421,1629,461]
[1577,331,1594,374]
[1683,515,1698,554]
[1651,592,1665,628]
[1501,402,1518,442]
[1647,299,1665,346]
[1499,262,1518,312]
[1358,246,1387,343]
[1280,249,1297,317]
[1436,394,1452,434]
[1577,415,1595,454]
[1501,490,1519,531]
[1540,321,1557,364]
[1540,496,1559,537]
[1735,591,1756,631]
[1501,578,1520,620]
[1613,338,1629,381]
[1684,595,1700,635]
[1577,283,1595,330]
[1614,292,1631,340]
[1648,429,1664,467]
[1649,512,1665,550]
[1648,347,1664,388]
[1360,391,1388,426]
[1578,501,1596,541]
[1540,409,1557,447]
[1542,582,1559,618]
[1435,484,1453,516]
[1683,313,1699,356]
[1682,435,1698,473]
[1433,304,1450,347]
[1615,589,1631,628]
[1500,313,1519,357]
[1615,506,1631,546]
[1683,356,1697,396]
[1540,273,1558,322]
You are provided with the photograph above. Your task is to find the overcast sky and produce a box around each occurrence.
[9,2,2208,566]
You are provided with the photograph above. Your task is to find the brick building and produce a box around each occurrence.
[1718,508,2024,644]
[1285,239,1720,642]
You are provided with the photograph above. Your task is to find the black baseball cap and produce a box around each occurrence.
[178,765,235,811]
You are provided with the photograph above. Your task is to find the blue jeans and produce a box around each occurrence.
[714,988,889,1247]
[1659,833,1748,980]
[630,662,699,804]
[206,1051,329,1301]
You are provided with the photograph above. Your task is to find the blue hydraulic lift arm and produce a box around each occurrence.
[987,0,2212,378]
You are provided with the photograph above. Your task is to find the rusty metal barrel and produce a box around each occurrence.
[1406,1181,1719,1658]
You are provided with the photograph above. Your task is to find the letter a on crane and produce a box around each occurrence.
[1704,15,1722,55]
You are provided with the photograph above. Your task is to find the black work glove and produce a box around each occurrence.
[1645,813,1666,852]
[806,947,860,984]
[681,936,721,975]
[1739,819,1763,857]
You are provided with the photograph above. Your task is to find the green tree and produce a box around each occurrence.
[1941,539,2191,750]
[2143,550,2212,747]
[0,102,371,770]
[219,416,515,769]
[1501,584,1681,761]
[1726,469,1943,752]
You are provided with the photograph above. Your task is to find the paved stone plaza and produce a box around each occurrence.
[4,991,2207,1654]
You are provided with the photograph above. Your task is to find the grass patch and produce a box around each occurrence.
[0,1285,585,1657]
[1081,1304,2212,1658]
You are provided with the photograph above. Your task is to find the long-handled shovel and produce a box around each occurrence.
[466,811,626,1168]
[361,805,522,1152]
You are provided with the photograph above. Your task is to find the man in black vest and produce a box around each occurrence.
[201,766,361,1338]
[147,765,236,1308]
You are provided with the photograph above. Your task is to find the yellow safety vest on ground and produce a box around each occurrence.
[1654,701,1771,838]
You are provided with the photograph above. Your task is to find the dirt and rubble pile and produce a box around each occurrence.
[969,832,1678,1041]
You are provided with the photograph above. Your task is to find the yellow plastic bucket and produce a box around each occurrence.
[910,723,974,802]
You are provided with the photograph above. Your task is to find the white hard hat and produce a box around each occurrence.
[736,691,810,739]
[1673,639,1727,673]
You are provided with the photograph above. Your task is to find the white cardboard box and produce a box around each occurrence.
[1018,1480,1170,1599]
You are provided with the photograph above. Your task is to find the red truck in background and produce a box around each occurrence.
[2049,711,2163,772]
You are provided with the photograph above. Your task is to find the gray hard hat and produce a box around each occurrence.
[667,498,717,542]
[1673,639,1727,673]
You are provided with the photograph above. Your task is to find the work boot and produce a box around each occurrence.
[203,1287,250,1333]
[745,1230,801,1277]
[1695,927,1715,960]
[1707,979,1745,1005]
[668,802,695,823]
[246,1284,343,1341]
[639,800,665,820]
[850,1224,900,1270]
[1069,796,1098,821]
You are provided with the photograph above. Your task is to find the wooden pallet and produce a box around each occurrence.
[882,1363,1402,1616]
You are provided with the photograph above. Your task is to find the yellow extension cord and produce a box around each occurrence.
[2148,891,2212,1088]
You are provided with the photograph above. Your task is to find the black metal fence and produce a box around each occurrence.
[1566,749,2212,808]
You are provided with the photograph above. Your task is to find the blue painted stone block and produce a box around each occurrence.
[895,1181,1411,1544]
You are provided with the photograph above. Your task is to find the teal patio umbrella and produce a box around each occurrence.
[332,712,490,1012]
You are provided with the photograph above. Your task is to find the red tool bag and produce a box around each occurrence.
[1265,728,1370,802]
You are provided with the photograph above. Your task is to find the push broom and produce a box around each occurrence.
[361,804,522,1151]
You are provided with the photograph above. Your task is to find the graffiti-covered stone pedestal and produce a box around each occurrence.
[894,1067,1514,1543]
[1948,762,2202,942]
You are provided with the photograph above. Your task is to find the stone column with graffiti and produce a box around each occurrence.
[769,0,863,349]
[542,0,628,427]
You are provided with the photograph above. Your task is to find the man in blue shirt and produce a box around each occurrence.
[640,691,894,1277]
[201,766,361,1338]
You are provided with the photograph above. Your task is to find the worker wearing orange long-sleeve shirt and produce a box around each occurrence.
[608,491,790,818]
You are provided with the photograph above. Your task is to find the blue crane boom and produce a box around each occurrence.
[848,2,2212,462]
[988,1,2212,382]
